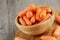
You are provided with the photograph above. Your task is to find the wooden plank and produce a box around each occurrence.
[0,0,9,40]
[0,0,59,40]
[7,0,17,40]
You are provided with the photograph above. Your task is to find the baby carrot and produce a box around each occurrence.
[19,18,26,26]
[23,16,32,26]
[30,14,36,24]
[39,9,46,20]
[26,11,33,18]
[40,36,56,40]
[53,25,60,38]
[45,7,52,12]
[55,16,60,24]
[36,8,42,22]
[18,4,36,17]
[15,37,25,40]
[43,13,51,21]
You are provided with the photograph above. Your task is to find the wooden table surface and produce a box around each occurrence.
[0,0,60,40]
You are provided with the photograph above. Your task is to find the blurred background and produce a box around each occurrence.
[0,0,60,40]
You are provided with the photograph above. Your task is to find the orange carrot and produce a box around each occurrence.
[30,14,36,24]
[53,25,60,38]
[23,16,32,26]
[55,16,60,24]
[40,36,56,40]
[40,9,46,20]
[43,13,51,21]
[26,11,33,18]
[19,4,36,17]
[36,8,42,21]
[46,7,52,12]
[19,18,26,26]
[15,37,25,40]
[40,7,52,12]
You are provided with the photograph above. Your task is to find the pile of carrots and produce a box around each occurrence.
[40,25,60,40]
[18,4,52,26]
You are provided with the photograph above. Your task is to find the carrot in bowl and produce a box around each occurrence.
[43,13,51,21]
[39,9,46,20]
[23,16,32,26]
[19,18,26,26]
[26,11,33,18]
[36,7,42,22]
[19,4,36,17]
[30,14,36,24]
[45,7,52,12]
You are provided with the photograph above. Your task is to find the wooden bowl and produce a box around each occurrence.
[15,10,55,35]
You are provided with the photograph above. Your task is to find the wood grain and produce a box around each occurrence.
[0,0,9,40]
